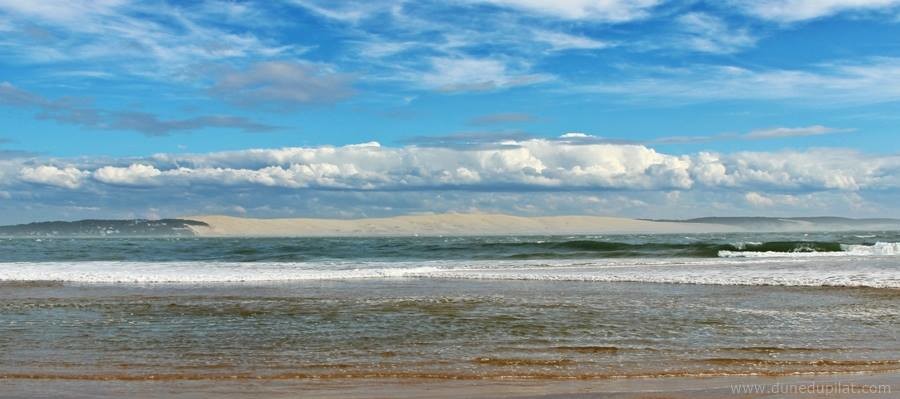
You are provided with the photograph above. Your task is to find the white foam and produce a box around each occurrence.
[0,261,443,283]
[843,242,900,256]
[1,257,898,288]
[731,241,762,250]
[719,242,900,258]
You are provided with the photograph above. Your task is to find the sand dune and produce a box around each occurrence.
[184,213,737,237]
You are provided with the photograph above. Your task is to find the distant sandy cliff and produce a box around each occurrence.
[184,213,736,237]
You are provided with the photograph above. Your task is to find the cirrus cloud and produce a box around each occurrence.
[733,0,900,22]
[475,0,662,22]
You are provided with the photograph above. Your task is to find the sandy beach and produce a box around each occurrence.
[184,213,737,237]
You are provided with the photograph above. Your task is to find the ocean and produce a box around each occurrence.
[1,232,898,382]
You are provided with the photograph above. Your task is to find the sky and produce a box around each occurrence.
[1,0,899,223]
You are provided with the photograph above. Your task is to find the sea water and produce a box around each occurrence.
[0,232,898,380]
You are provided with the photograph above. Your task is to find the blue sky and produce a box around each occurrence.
[1,0,899,223]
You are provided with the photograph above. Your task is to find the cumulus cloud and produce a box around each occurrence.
[5,140,897,195]
[745,191,805,208]
[19,165,87,189]
[745,191,775,207]
[1,140,898,223]
[135,140,697,190]
[697,148,900,191]
[92,164,162,186]
[211,61,355,108]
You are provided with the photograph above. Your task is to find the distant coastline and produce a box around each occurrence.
[0,219,207,237]
[2,214,899,237]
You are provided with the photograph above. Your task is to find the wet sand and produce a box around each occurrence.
[1,372,896,398]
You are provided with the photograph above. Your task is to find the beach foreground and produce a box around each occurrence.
[0,233,897,397]
[2,278,898,397]
[2,372,896,398]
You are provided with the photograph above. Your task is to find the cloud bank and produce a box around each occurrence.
[1,137,896,223]
[3,138,897,193]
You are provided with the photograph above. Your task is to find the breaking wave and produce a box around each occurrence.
[3,236,899,262]
[718,242,899,258]
[1,256,898,288]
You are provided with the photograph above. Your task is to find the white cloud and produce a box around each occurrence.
[0,0,292,77]
[700,149,899,191]
[744,191,803,207]
[8,140,896,195]
[476,0,662,22]
[734,0,900,22]
[588,58,900,104]
[288,0,394,23]
[3,143,900,223]
[141,141,694,190]
[19,165,87,189]
[420,57,552,92]
[531,30,612,51]
[93,164,162,186]
[0,0,126,25]
[745,191,775,207]
[676,12,757,54]
[690,152,735,186]
[559,132,591,138]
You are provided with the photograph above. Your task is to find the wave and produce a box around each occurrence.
[481,240,865,259]
[493,240,895,259]
[719,242,900,258]
[5,236,899,262]
[1,257,898,288]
